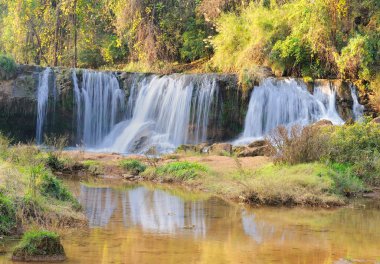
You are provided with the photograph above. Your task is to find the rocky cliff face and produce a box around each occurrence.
[0,64,374,144]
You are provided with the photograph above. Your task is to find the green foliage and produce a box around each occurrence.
[78,47,105,69]
[0,193,16,235]
[0,53,16,79]
[45,154,64,171]
[156,161,207,181]
[212,0,379,80]
[269,119,380,187]
[328,120,380,185]
[336,34,379,81]
[329,163,365,196]
[180,18,211,62]
[12,230,65,258]
[37,173,76,203]
[120,159,146,175]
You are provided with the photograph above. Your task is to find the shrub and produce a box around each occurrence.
[12,230,65,261]
[45,154,64,171]
[328,121,380,185]
[0,54,17,80]
[38,173,76,203]
[329,163,365,196]
[156,161,207,181]
[267,125,330,165]
[0,193,16,235]
[120,159,147,175]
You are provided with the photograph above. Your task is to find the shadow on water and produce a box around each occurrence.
[1,180,380,264]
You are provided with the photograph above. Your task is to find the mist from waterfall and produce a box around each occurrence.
[101,74,218,154]
[36,67,53,144]
[73,70,126,147]
[235,78,363,145]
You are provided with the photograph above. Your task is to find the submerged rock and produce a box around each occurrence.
[12,231,66,262]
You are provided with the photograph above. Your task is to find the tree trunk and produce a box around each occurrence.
[73,0,78,68]
[54,1,61,66]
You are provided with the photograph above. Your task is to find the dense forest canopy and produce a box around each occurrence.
[0,0,379,86]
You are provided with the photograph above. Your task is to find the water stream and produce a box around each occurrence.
[35,68,53,144]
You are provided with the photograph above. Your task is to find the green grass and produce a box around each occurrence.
[155,161,208,181]
[12,230,65,258]
[236,163,364,206]
[120,159,147,175]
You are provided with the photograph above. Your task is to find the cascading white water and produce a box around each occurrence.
[235,78,351,145]
[101,74,218,154]
[36,68,52,144]
[350,84,364,121]
[73,70,126,147]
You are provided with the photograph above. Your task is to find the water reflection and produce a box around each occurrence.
[80,185,207,237]
[2,183,377,264]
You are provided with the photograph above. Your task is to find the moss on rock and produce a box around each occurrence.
[12,230,66,262]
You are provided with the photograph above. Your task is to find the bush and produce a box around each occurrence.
[328,121,380,185]
[0,193,16,235]
[38,173,76,203]
[0,54,16,80]
[268,125,330,165]
[329,163,365,196]
[156,161,207,181]
[120,159,147,175]
[45,154,64,171]
[12,230,65,261]
[180,18,211,62]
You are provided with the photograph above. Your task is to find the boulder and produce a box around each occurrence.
[209,143,232,155]
[248,140,267,148]
[371,117,380,124]
[312,119,333,127]
[237,146,269,157]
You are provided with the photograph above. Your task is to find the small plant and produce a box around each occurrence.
[12,230,66,262]
[156,161,207,181]
[43,135,68,171]
[120,159,147,175]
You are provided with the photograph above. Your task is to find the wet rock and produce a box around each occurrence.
[209,143,232,155]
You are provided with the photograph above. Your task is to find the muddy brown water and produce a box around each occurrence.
[1,180,380,264]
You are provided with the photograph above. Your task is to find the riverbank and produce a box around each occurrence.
[54,150,367,207]
[0,136,87,239]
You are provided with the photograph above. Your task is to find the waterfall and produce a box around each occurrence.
[350,84,364,121]
[101,74,218,154]
[73,70,126,147]
[235,78,347,145]
[36,67,53,144]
